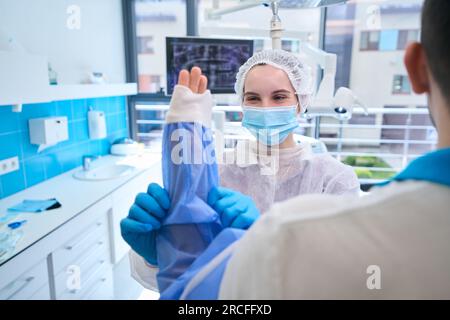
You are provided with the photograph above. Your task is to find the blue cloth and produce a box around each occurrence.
[8,199,60,213]
[156,122,223,293]
[242,105,299,146]
[381,148,450,188]
[160,228,244,300]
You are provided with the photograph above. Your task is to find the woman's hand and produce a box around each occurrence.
[208,187,261,230]
[177,67,208,94]
[120,183,171,266]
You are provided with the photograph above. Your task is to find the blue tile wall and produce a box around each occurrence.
[0,96,129,199]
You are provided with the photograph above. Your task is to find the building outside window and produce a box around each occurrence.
[392,75,412,95]
[323,0,433,183]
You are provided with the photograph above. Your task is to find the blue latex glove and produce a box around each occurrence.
[120,183,170,266]
[207,187,260,230]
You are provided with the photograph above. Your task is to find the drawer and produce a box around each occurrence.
[51,215,108,274]
[82,267,114,300]
[53,235,109,297]
[29,284,51,300]
[58,263,112,300]
[0,259,48,300]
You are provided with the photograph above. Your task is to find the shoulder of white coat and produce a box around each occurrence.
[265,180,436,230]
[222,180,445,299]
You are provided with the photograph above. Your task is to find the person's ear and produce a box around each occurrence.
[404,42,430,95]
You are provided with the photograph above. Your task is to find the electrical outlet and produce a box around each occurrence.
[0,156,20,176]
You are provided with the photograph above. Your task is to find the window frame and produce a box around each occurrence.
[122,0,197,139]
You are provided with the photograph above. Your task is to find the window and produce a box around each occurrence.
[323,0,435,183]
[134,0,186,94]
[360,31,380,51]
[123,0,187,145]
[397,29,419,50]
[137,36,155,54]
[392,75,411,95]
[379,30,398,51]
[361,29,419,51]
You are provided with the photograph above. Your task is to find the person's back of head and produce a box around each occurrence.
[405,0,450,148]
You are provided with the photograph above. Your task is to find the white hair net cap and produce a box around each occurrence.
[235,49,314,111]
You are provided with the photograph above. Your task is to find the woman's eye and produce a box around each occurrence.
[274,96,287,101]
[246,97,259,101]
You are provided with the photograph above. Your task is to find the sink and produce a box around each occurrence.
[73,164,135,181]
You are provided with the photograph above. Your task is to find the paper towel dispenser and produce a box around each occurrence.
[29,116,69,151]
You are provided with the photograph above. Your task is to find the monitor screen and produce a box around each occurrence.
[166,37,254,95]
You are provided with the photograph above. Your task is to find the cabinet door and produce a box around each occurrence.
[82,267,114,300]
[29,284,51,300]
[110,164,162,264]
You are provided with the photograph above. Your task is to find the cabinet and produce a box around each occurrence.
[0,164,161,300]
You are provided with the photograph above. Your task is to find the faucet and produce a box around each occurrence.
[82,155,99,171]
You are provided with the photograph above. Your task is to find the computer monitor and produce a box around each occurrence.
[166,37,254,95]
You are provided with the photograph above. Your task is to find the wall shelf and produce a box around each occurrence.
[0,83,137,112]
[1,50,137,112]
[49,83,137,101]
[0,50,137,112]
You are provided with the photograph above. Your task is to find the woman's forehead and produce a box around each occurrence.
[244,64,294,93]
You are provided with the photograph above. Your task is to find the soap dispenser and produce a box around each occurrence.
[88,107,107,139]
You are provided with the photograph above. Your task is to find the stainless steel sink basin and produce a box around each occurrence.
[73,164,135,181]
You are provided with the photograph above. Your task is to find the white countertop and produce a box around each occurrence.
[0,152,162,266]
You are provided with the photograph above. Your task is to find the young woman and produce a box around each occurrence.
[120,49,360,291]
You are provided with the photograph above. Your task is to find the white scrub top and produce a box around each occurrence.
[219,180,450,299]
[219,140,360,213]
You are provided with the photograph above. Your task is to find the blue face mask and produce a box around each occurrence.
[242,105,299,146]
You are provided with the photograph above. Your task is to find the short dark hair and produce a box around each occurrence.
[421,0,450,104]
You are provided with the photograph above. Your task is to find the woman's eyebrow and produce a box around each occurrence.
[272,89,292,94]
[244,92,260,96]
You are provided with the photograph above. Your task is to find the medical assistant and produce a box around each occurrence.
[129,92,359,293]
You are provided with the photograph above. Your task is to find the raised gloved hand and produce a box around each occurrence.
[207,187,260,230]
[120,183,170,266]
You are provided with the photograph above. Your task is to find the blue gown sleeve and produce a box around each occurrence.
[160,228,245,300]
[156,86,224,293]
